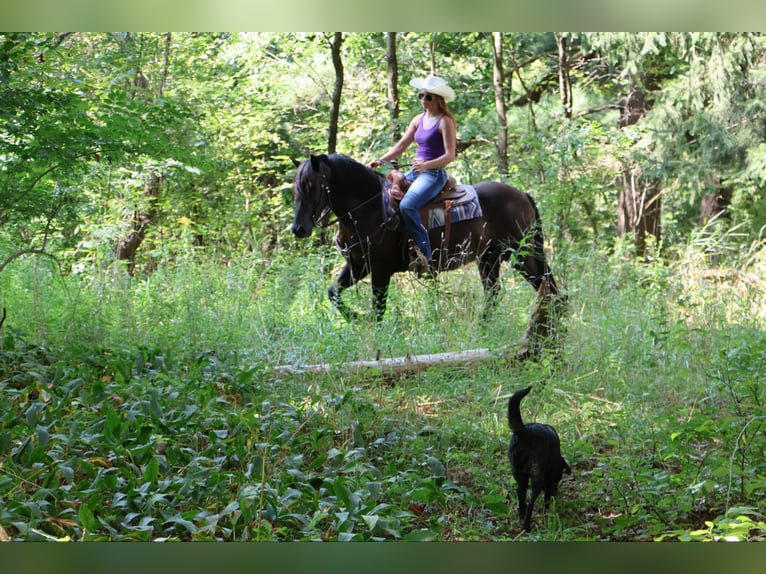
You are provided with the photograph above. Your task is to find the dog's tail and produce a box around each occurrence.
[508,386,532,435]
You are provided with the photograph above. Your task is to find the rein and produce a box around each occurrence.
[306,163,400,257]
[311,167,389,230]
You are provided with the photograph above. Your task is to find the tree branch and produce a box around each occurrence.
[571,103,621,119]
[0,248,60,275]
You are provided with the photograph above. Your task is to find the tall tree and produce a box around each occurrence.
[327,32,344,154]
[617,85,661,256]
[114,33,174,272]
[0,34,108,236]
[587,33,766,247]
[580,33,670,254]
[428,35,437,74]
[386,32,401,143]
[492,32,509,175]
[555,32,573,119]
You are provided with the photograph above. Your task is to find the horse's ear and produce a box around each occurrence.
[310,154,329,171]
[291,158,301,168]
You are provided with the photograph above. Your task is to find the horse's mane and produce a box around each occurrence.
[294,159,315,198]
[295,153,385,205]
[326,154,385,199]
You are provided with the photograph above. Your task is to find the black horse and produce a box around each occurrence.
[291,153,561,321]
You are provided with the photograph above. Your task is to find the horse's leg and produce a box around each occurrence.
[521,198,561,297]
[514,234,566,360]
[371,283,389,321]
[478,254,502,320]
[516,249,560,296]
[329,262,363,321]
[370,271,392,322]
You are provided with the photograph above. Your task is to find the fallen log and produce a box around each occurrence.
[273,347,515,378]
[274,281,566,379]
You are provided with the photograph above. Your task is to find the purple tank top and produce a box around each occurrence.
[414,115,445,161]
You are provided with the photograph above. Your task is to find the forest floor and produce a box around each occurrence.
[1,245,765,541]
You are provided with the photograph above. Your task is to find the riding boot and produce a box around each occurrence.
[408,245,429,274]
[408,245,437,279]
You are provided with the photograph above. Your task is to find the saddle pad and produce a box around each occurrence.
[424,185,483,230]
[382,181,483,230]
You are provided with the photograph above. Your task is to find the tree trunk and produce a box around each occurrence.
[115,171,161,274]
[115,34,173,273]
[275,348,498,378]
[275,282,564,378]
[328,32,344,154]
[428,35,437,74]
[386,32,400,143]
[700,174,733,224]
[617,168,661,256]
[617,86,661,256]
[159,32,171,97]
[556,33,573,119]
[492,32,509,175]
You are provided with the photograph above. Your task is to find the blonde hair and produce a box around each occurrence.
[433,96,455,123]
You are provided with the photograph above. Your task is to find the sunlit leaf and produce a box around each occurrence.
[78,503,98,532]
[402,529,438,541]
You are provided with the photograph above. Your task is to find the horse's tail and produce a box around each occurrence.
[526,193,559,296]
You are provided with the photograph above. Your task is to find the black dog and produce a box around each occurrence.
[507,386,571,532]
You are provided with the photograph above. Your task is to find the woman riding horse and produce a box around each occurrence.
[368,74,458,277]
[292,153,562,323]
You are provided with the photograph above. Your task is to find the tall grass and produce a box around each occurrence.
[2,245,539,366]
[1,236,764,541]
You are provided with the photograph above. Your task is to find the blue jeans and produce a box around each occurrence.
[400,167,447,261]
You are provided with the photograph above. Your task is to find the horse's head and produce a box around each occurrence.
[291,154,332,238]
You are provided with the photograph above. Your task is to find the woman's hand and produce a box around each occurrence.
[412,158,426,173]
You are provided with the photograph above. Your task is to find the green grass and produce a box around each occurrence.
[1,242,765,541]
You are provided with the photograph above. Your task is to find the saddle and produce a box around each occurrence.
[386,169,468,208]
[383,169,483,265]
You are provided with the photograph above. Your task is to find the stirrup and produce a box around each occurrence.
[408,247,436,278]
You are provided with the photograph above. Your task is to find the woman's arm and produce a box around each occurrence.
[369,115,420,167]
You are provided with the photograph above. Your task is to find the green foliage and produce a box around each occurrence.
[657,508,766,542]
[2,32,766,541]
[565,33,766,243]
[4,32,766,274]
[1,235,765,541]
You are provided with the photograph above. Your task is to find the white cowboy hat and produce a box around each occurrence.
[409,74,456,103]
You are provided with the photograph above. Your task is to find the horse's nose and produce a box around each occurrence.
[291,223,311,238]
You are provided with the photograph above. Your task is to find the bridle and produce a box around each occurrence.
[304,163,385,230]
[298,159,401,260]
[305,165,334,228]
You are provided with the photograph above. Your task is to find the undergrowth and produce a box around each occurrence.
[0,238,764,541]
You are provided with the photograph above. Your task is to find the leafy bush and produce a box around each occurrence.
[1,238,765,541]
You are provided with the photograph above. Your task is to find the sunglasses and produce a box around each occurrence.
[418,92,434,101]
